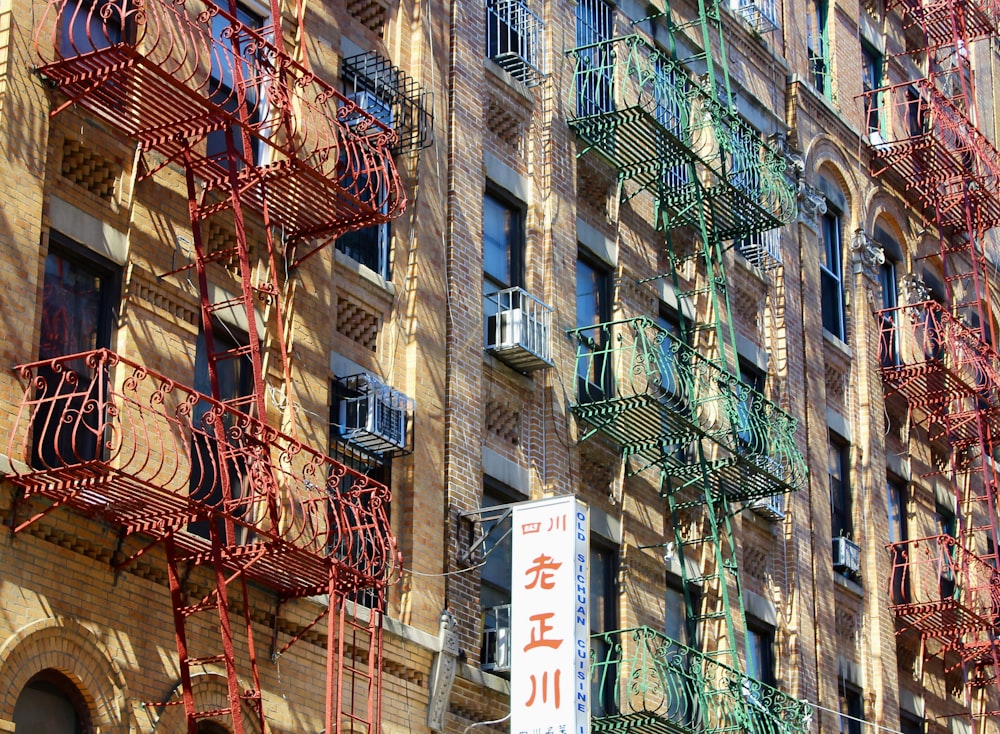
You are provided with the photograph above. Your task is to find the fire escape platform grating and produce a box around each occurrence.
[38,46,403,245]
[10,466,369,597]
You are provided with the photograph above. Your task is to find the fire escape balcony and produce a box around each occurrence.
[590,627,811,734]
[568,317,807,503]
[7,349,398,598]
[864,80,1000,229]
[566,35,795,238]
[886,535,999,641]
[876,300,1000,428]
[886,0,1000,48]
[33,0,406,250]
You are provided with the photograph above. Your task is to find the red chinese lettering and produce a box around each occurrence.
[525,669,562,708]
[524,554,562,590]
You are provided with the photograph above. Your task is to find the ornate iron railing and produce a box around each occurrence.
[864,80,1000,228]
[886,535,1000,639]
[566,35,795,235]
[568,317,807,494]
[876,300,1000,409]
[33,0,406,246]
[7,349,398,595]
[591,627,811,734]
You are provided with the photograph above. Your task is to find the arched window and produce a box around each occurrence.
[198,722,231,734]
[12,670,91,734]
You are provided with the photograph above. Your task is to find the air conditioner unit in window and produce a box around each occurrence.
[832,536,861,576]
[337,374,414,455]
[484,287,554,372]
[481,604,512,673]
[749,493,785,521]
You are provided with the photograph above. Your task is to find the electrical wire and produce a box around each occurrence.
[400,558,488,578]
[802,699,914,734]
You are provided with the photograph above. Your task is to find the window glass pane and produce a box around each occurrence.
[14,673,87,734]
[40,250,111,359]
[484,194,516,289]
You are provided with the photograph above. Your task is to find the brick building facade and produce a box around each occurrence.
[0,0,997,732]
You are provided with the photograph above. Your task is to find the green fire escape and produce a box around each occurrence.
[567,2,807,733]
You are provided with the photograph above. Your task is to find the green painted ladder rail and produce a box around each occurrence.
[567,316,807,497]
[591,627,812,734]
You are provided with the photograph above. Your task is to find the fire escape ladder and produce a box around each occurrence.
[664,445,746,671]
[165,533,266,734]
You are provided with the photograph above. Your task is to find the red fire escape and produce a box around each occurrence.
[8,0,407,732]
[866,0,1000,726]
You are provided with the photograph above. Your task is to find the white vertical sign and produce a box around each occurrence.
[510,496,590,734]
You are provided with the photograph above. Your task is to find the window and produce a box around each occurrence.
[936,502,957,598]
[665,575,698,649]
[829,433,852,540]
[906,86,928,137]
[206,2,265,166]
[900,710,924,734]
[335,75,396,280]
[483,191,525,294]
[655,305,688,407]
[736,358,765,451]
[479,480,525,675]
[33,236,120,468]
[653,61,691,192]
[188,324,254,540]
[877,237,900,367]
[820,208,845,340]
[745,618,776,688]
[575,253,612,401]
[13,670,91,734]
[838,679,864,734]
[664,575,699,725]
[60,0,124,57]
[861,43,883,135]
[808,0,831,98]
[887,477,910,603]
[574,0,614,117]
[590,542,619,716]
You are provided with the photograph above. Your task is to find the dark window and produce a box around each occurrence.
[33,237,119,468]
[574,0,614,117]
[838,680,865,734]
[60,0,125,57]
[335,78,395,280]
[665,574,698,649]
[878,246,900,367]
[483,191,525,293]
[479,479,526,675]
[936,502,958,599]
[198,723,231,734]
[906,87,928,136]
[13,670,91,734]
[745,618,776,688]
[887,478,910,603]
[590,542,619,716]
[736,358,765,451]
[188,325,254,540]
[829,433,852,540]
[820,209,845,340]
[575,253,612,401]
[861,43,883,135]
[206,3,265,166]
[655,305,688,406]
[808,0,831,97]
[900,710,923,734]
[663,575,699,726]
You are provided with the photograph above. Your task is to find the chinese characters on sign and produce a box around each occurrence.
[511,497,590,734]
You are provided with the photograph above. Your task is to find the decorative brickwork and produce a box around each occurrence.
[486,95,526,155]
[346,0,389,35]
[337,294,380,350]
[61,137,117,200]
[0,617,131,732]
[485,397,520,446]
